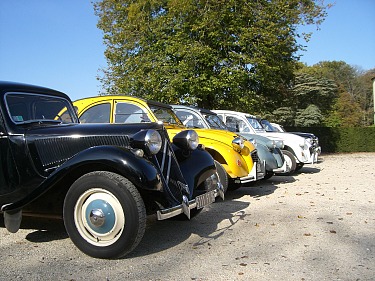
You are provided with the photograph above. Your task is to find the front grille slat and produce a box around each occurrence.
[251,149,260,163]
[34,135,130,168]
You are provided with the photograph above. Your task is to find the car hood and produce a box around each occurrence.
[166,125,255,151]
[260,131,306,146]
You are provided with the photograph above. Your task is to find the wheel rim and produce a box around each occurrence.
[74,188,125,247]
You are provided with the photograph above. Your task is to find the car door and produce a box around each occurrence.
[113,101,152,124]
[0,109,20,201]
[224,115,253,134]
[79,102,112,123]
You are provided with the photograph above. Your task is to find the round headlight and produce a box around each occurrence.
[172,130,199,150]
[130,129,162,155]
[266,140,276,149]
[186,130,199,150]
[145,129,162,155]
[232,136,244,152]
[274,140,284,149]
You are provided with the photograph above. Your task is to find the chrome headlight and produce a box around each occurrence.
[173,130,199,150]
[130,129,162,155]
[266,140,276,149]
[232,136,244,152]
[274,139,284,149]
[305,137,313,145]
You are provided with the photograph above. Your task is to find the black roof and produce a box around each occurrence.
[146,99,173,110]
[171,104,217,115]
[0,81,72,101]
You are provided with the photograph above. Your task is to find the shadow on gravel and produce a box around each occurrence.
[1,197,250,259]
[0,215,68,242]
[127,197,250,259]
[296,166,321,174]
[127,172,306,259]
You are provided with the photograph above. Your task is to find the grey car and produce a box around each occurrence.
[171,105,289,179]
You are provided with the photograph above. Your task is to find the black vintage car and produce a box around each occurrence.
[0,81,223,259]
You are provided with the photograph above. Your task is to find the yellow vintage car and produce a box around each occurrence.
[73,96,265,191]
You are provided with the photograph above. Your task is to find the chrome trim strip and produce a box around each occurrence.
[166,149,171,183]
[160,139,167,170]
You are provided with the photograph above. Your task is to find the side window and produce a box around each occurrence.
[80,103,110,123]
[175,110,203,128]
[226,116,250,133]
[8,100,29,122]
[114,103,150,123]
[6,93,76,123]
[260,120,271,131]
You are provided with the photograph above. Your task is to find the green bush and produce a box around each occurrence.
[283,127,375,153]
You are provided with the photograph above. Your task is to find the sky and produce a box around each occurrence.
[0,1,374,102]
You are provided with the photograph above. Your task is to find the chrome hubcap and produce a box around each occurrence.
[89,209,105,227]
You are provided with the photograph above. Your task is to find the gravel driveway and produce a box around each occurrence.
[1,153,374,281]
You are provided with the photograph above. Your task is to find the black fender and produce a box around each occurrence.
[175,146,216,197]
[1,145,162,212]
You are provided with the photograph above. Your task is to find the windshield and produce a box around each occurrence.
[246,117,266,132]
[260,119,278,132]
[5,92,77,124]
[149,104,183,126]
[204,114,228,130]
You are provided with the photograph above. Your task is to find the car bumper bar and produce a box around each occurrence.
[239,160,266,184]
[272,158,289,173]
[157,183,224,220]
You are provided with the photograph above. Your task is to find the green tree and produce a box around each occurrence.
[269,68,337,126]
[356,69,375,126]
[94,0,330,111]
[289,71,337,114]
[271,106,295,125]
[295,104,323,126]
[299,61,374,126]
[325,92,362,127]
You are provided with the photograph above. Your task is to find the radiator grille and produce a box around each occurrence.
[251,149,260,163]
[34,135,130,168]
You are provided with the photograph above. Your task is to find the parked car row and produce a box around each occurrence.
[0,81,320,259]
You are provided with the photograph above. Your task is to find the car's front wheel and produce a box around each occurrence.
[63,171,146,259]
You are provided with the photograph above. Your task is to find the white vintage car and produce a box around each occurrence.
[267,121,321,156]
[213,110,319,174]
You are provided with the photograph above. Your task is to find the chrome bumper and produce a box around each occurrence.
[307,146,321,164]
[239,160,266,184]
[156,182,224,220]
[272,158,289,173]
[300,146,321,164]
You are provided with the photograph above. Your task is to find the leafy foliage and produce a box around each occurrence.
[271,62,375,127]
[268,69,337,126]
[94,0,329,112]
[295,104,323,126]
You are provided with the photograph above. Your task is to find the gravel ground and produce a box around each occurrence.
[1,153,374,281]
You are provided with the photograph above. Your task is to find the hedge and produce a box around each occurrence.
[283,127,375,153]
